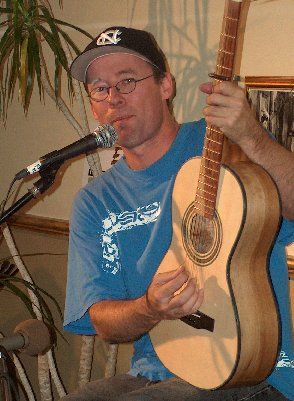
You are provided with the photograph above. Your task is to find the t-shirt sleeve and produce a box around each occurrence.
[63,188,128,335]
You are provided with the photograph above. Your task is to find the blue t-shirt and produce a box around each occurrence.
[64,120,294,399]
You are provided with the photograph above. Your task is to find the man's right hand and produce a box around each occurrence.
[89,267,204,343]
[145,266,204,321]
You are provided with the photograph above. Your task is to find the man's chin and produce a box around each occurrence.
[114,127,132,145]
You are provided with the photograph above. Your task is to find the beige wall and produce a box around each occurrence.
[0,1,293,399]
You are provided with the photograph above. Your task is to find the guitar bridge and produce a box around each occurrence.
[180,311,215,332]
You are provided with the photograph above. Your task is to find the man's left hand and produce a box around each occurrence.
[200,81,263,150]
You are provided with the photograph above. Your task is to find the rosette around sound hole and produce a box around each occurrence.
[182,204,222,266]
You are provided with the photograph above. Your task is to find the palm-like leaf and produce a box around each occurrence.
[0,0,93,123]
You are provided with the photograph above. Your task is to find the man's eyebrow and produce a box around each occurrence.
[88,78,104,86]
[116,68,137,75]
[87,69,138,85]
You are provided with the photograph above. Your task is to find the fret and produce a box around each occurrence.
[207,126,222,134]
[200,172,219,183]
[219,37,236,48]
[194,196,215,207]
[206,138,223,146]
[203,146,221,156]
[198,179,217,189]
[204,140,223,151]
[205,144,222,153]
[197,186,217,197]
[206,131,223,144]
[220,33,236,39]
[194,198,215,211]
[199,172,218,182]
[191,205,214,219]
[216,64,232,71]
[224,16,238,22]
[219,48,234,56]
[201,165,219,174]
[192,204,203,214]
[206,136,223,143]
[203,156,220,165]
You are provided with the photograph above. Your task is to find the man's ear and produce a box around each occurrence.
[160,72,174,101]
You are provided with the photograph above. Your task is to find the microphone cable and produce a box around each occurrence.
[0,177,18,223]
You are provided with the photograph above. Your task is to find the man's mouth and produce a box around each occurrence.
[111,115,133,125]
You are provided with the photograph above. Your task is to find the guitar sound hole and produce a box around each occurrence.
[182,204,222,266]
[190,215,215,253]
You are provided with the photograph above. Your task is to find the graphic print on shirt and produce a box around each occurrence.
[276,350,294,369]
[101,202,161,274]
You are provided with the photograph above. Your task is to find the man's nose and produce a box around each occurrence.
[106,86,124,105]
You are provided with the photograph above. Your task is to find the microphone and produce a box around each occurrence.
[0,319,52,356]
[15,124,118,180]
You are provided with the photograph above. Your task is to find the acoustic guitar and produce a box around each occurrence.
[149,0,281,390]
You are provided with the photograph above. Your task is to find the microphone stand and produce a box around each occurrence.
[0,347,14,401]
[0,162,62,225]
[0,164,62,400]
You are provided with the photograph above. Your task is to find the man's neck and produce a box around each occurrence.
[122,119,180,170]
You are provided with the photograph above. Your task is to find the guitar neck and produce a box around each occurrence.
[197,0,244,219]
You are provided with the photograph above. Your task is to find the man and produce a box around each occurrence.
[63,27,294,400]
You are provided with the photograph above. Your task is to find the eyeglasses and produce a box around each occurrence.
[89,74,154,102]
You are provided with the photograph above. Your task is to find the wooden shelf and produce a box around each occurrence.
[8,214,69,236]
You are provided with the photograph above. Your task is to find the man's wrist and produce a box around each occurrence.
[238,123,269,159]
[137,294,161,326]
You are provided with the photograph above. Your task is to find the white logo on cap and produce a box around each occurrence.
[96,29,122,46]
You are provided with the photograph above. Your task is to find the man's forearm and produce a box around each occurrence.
[239,125,294,220]
[89,296,159,343]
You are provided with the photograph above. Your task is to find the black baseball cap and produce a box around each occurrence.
[70,26,167,82]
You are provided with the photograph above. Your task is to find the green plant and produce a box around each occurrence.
[0,0,93,123]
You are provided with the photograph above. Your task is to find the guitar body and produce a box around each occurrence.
[149,157,281,389]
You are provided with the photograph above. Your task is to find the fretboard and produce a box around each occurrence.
[196,0,243,219]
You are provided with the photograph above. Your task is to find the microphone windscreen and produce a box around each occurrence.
[14,319,52,356]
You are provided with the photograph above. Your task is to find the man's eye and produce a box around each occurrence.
[122,78,135,84]
[94,87,108,93]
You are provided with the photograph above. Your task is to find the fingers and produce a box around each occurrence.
[212,81,243,97]
[200,81,244,97]
[159,268,189,296]
[169,280,204,317]
[149,266,190,304]
[153,266,185,286]
[201,81,247,123]
[200,80,257,144]
[199,82,213,94]
[205,86,245,110]
[146,269,204,321]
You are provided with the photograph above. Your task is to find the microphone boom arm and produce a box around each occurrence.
[0,162,62,225]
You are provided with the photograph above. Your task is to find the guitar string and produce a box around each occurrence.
[183,9,238,305]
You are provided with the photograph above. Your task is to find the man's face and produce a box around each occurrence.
[86,53,172,151]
